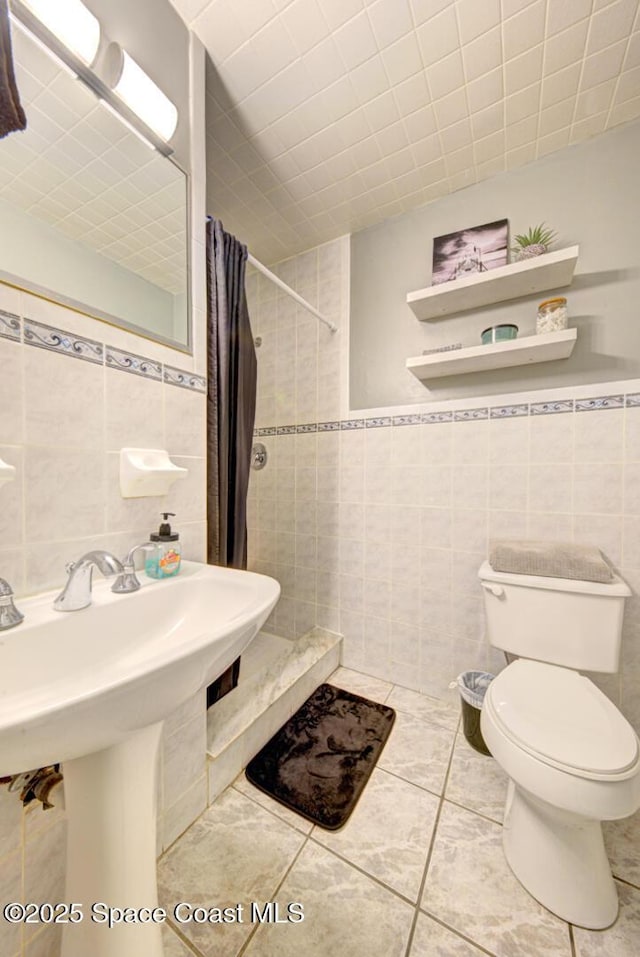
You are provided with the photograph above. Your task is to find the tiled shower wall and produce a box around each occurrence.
[0,286,208,956]
[246,236,640,735]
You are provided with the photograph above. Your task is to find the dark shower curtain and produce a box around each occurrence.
[0,0,27,139]
[206,217,257,571]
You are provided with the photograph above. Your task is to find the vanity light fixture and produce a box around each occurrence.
[18,0,100,66]
[110,49,179,142]
[10,0,176,156]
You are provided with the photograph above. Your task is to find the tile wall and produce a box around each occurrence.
[246,236,640,735]
[0,285,208,957]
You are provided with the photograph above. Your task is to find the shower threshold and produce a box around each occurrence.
[205,627,342,804]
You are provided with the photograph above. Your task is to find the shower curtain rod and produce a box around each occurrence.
[247,253,338,333]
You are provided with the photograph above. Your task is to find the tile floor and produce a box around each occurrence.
[158,668,640,957]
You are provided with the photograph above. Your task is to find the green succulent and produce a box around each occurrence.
[512,223,557,249]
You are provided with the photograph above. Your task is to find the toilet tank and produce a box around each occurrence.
[478,561,631,672]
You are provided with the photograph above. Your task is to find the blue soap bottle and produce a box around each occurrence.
[145,512,181,578]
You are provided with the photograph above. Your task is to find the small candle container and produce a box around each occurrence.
[537,297,568,334]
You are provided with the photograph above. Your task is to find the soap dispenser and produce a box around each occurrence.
[145,513,181,579]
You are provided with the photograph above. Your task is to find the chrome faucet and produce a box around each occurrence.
[54,550,124,612]
[111,542,157,594]
[0,578,24,630]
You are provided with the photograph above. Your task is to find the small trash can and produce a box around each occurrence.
[455,671,494,756]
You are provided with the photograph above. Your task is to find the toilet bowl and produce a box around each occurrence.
[482,659,640,928]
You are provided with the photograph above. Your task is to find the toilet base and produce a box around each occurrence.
[502,780,618,929]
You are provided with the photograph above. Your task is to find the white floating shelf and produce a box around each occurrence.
[407,328,577,381]
[407,245,579,321]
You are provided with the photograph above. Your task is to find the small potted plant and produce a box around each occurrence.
[512,223,557,261]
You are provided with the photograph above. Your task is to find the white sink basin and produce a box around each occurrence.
[0,559,280,957]
[0,560,280,775]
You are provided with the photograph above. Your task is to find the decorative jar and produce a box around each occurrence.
[537,297,568,334]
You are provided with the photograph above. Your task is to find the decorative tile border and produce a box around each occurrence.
[575,395,624,411]
[393,414,422,426]
[422,411,453,423]
[105,346,162,380]
[366,416,392,428]
[454,408,489,421]
[490,403,530,418]
[255,389,640,437]
[0,310,20,341]
[5,315,207,393]
[530,400,574,415]
[23,318,103,365]
[163,366,207,393]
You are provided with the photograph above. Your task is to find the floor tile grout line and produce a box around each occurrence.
[611,872,640,892]
[230,781,313,838]
[569,922,577,957]
[418,906,500,957]
[164,917,208,957]
[403,729,458,957]
[236,834,311,957]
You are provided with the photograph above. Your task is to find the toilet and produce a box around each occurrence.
[478,560,640,929]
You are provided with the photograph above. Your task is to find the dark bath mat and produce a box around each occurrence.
[245,683,395,830]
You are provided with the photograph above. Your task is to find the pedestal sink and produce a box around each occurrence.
[0,561,280,957]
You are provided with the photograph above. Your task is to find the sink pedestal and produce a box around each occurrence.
[61,722,164,957]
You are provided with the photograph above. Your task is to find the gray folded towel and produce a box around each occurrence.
[489,540,613,583]
[0,0,26,140]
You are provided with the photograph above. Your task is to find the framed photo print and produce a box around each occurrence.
[432,219,509,285]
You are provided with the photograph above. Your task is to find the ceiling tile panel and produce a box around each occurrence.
[543,19,590,75]
[280,0,329,55]
[546,0,592,37]
[168,0,640,262]
[367,0,414,49]
[461,26,503,81]
[416,7,461,67]
[502,0,546,61]
[333,11,379,70]
[456,0,501,45]
[426,50,466,99]
[380,33,424,86]
[466,67,504,112]
[586,0,639,56]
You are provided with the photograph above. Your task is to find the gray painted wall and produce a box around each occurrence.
[350,120,640,410]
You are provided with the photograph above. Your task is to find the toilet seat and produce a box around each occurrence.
[485,660,639,780]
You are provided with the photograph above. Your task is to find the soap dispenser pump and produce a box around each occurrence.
[145,512,181,579]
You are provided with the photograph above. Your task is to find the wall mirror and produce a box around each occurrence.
[0,20,190,352]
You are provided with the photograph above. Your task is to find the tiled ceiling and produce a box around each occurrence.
[170,0,640,265]
[1,21,187,295]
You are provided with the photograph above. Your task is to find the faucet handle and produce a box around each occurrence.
[111,543,157,594]
[0,578,24,631]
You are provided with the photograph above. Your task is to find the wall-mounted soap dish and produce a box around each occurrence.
[120,448,187,498]
[0,457,16,489]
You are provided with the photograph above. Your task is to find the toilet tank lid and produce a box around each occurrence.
[478,561,631,597]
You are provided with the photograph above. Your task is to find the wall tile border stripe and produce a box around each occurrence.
[0,310,20,341]
[24,318,103,365]
[255,390,640,436]
[5,316,206,393]
[105,347,162,381]
[163,366,207,393]
[575,395,624,411]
